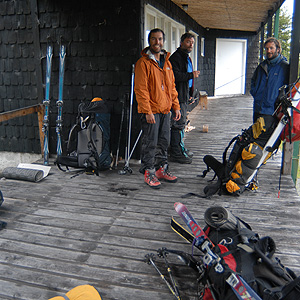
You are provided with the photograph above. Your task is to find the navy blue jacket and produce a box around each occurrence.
[250,54,289,118]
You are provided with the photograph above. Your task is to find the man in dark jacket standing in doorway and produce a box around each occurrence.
[169,32,200,164]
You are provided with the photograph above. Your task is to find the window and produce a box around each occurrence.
[189,30,198,69]
[201,37,205,57]
[144,5,185,54]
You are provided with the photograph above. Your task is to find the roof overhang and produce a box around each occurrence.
[172,0,285,32]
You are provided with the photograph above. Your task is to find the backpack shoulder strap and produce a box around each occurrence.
[281,276,300,299]
[66,123,80,153]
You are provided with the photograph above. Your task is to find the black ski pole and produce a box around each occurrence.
[145,253,180,300]
[114,95,125,169]
[119,64,135,175]
[157,248,181,299]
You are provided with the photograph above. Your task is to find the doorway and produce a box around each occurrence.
[215,38,247,96]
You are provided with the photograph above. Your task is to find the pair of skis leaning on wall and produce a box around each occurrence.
[201,79,300,198]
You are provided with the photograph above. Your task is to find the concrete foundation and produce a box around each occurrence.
[0,152,42,172]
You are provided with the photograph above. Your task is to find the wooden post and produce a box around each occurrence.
[260,22,264,63]
[267,10,272,38]
[37,105,45,154]
[274,9,280,39]
[283,0,300,175]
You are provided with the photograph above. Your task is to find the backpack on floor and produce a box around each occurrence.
[202,82,300,198]
[203,206,300,300]
[202,114,280,197]
[48,284,102,300]
[56,99,112,175]
[171,206,300,300]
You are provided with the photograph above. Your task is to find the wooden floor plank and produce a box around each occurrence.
[0,95,300,299]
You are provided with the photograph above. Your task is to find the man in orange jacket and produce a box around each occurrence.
[134,28,181,188]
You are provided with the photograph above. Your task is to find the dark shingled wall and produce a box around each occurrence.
[0,0,141,156]
[0,0,259,157]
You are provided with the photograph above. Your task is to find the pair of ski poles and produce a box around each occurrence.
[145,248,181,300]
[118,64,142,175]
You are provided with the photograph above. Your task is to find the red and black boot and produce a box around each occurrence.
[155,164,178,183]
[144,170,161,189]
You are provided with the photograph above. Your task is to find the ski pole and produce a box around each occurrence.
[126,129,142,164]
[114,95,125,169]
[126,64,135,162]
[145,253,179,300]
[118,129,142,175]
[157,248,181,299]
[119,65,137,175]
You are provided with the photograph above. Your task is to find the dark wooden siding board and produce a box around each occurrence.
[0,0,260,156]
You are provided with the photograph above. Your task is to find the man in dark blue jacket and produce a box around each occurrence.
[169,32,200,164]
[250,37,289,123]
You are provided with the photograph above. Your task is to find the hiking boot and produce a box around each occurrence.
[184,149,194,158]
[144,170,161,189]
[155,165,178,183]
[169,154,192,164]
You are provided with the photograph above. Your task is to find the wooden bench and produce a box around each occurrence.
[0,104,45,154]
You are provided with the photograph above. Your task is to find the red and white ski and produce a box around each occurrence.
[174,202,262,300]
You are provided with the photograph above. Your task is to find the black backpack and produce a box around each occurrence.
[56,100,112,175]
[202,206,300,300]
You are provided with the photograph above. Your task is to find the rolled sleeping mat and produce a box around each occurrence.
[204,206,241,230]
[1,167,44,182]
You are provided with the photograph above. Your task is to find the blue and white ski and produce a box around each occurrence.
[56,43,66,157]
[174,202,262,300]
[42,45,53,165]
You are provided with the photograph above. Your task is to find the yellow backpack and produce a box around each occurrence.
[48,285,102,300]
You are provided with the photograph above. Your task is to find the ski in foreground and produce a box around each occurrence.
[174,202,262,300]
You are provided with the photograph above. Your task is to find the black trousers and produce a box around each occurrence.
[140,112,170,173]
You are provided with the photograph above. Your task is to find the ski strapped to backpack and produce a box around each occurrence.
[201,78,300,198]
[56,42,66,157]
[172,204,300,300]
[42,44,53,165]
[174,202,262,300]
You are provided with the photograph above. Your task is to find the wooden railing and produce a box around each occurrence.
[0,104,45,154]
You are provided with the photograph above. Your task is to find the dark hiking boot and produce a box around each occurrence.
[169,154,192,164]
[155,165,177,183]
[184,149,194,158]
[144,170,161,188]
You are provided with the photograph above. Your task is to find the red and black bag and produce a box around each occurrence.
[202,206,300,300]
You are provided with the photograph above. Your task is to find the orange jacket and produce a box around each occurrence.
[134,48,180,114]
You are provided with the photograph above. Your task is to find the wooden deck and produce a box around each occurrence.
[0,95,300,300]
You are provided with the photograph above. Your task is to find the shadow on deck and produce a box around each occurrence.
[0,95,299,300]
